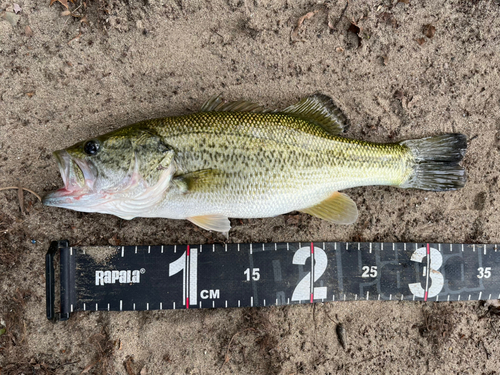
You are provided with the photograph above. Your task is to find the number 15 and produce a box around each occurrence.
[244,268,260,281]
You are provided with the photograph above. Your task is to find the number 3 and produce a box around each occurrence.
[408,247,444,298]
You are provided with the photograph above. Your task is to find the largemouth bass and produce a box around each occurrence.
[43,94,467,232]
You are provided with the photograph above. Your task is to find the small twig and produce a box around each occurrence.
[468,134,478,143]
[62,360,81,366]
[80,360,97,374]
[220,328,257,369]
[330,0,349,31]
[322,306,338,324]
[18,182,24,214]
[68,32,83,45]
[0,187,42,202]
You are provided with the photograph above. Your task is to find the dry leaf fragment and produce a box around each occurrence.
[60,10,71,16]
[49,0,69,10]
[25,25,33,36]
[423,24,435,38]
[291,10,318,41]
[416,37,426,45]
[398,0,410,3]
[297,11,317,28]
[26,92,35,97]
[13,3,22,14]
[124,356,134,375]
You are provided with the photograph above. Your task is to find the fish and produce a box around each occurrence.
[43,94,467,232]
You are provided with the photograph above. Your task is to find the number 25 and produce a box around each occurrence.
[361,266,377,278]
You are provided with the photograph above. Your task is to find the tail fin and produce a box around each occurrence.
[400,134,467,191]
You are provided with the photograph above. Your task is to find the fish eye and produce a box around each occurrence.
[83,140,100,156]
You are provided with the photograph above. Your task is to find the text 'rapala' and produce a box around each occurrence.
[95,270,142,286]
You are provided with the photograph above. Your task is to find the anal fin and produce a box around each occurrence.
[300,192,358,225]
[188,214,231,232]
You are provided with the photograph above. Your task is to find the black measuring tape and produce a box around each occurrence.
[46,240,500,321]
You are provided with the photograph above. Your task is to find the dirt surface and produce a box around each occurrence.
[1,0,500,373]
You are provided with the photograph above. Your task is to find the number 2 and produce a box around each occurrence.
[291,247,328,301]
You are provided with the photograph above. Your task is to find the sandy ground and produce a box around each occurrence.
[1,0,500,373]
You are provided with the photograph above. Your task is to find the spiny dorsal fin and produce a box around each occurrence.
[300,192,358,225]
[282,94,349,135]
[201,95,265,113]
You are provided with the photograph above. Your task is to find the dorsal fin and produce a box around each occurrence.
[201,95,265,113]
[281,94,349,135]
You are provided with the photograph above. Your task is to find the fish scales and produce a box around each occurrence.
[129,111,411,220]
[43,94,467,232]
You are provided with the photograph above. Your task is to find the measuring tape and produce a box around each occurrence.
[46,240,500,321]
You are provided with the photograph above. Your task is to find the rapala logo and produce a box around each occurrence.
[95,268,145,286]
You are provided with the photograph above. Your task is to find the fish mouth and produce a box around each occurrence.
[43,150,95,207]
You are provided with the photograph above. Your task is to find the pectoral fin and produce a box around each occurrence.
[173,169,225,193]
[188,214,231,232]
[300,192,358,225]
